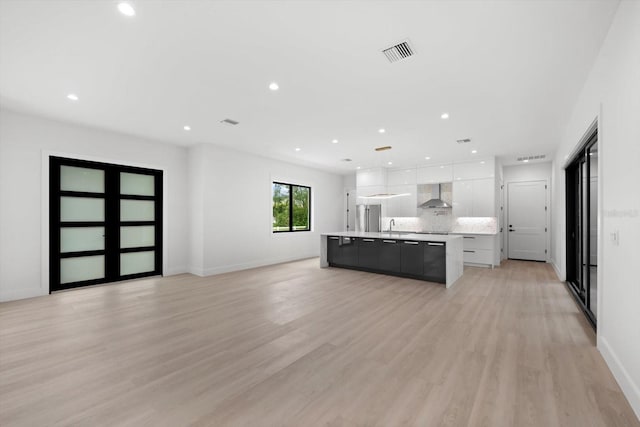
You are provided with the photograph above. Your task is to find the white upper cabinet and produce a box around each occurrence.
[387,168,417,185]
[417,165,453,184]
[356,167,386,187]
[453,177,495,217]
[385,185,417,217]
[453,159,495,181]
[452,180,473,217]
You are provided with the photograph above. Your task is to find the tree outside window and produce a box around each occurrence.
[272,182,310,232]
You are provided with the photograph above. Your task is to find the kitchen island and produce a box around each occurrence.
[320,232,463,288]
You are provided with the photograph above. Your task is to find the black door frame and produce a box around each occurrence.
[565,129,597,329]
[50,156,163,292]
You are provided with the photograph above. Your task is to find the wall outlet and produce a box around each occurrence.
[611,229,620,246]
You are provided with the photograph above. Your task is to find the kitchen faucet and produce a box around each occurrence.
[389,218,395,232]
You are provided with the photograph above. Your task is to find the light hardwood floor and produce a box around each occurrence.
[1,259,638,426]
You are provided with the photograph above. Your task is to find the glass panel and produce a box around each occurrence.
[60,255,105,284]
[589,143,598,318]
[120,251,155,275]
[272,183,290,231]
[120,200,155,221]
[61,197,105,221]
[120,226,155,248]
[61,227,105,253]
[292,185,310,231]
[581,160,589,304]
[60,166,104,193]
[121,172,155,196]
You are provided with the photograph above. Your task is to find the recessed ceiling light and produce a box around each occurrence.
[269,82,279,91]
[332,139,338,144]
[425,156,431,160]
[471,150,478,154]
[183,125,191,131]
[523,159,529,163]
[66,93,79,101]
[480,161,485,164]
[117,2,136,17]
[387,161,393,165]
[378,128,386,134]
[356,166,361,170]
[295,147,301,152]
[441,113,449,119]
[440,166,444,169]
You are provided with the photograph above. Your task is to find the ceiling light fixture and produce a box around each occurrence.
[332,139,338,144]
[441,113,449,119]
[183,125,191,131]
[378,128,386,134]
[295,147,301,152]
[471,150,478,154]
[356,166,361,169]
[269,82,279,91]
[480,161,485,164]
[66,93,79,101]
[117,2,136,17]
[523,159,529,163]
[387,161,393,165]
[425,156,431,160]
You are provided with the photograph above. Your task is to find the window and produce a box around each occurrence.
[272,182,311,232]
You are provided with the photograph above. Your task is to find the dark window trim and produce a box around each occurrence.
[272,181,311,233]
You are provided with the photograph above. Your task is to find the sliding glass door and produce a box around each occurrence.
[50,157,163,291]
[565,130,598,328]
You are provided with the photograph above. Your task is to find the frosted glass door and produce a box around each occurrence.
[119,170,160,279]
[51,157,162,291]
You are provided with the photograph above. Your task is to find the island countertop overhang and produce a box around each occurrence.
[320,231,462,243]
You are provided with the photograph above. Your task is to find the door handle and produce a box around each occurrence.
[362,239,375,242]
[509,229,515,232]
[382,240,397,243]
[427,242,444,246]
[404,241,419,245]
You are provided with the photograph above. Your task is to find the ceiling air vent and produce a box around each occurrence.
[342,158,353,162]
[220,119,239,126]
[382,40,415,63]
[456,138,472,144]
[517,154,546,162]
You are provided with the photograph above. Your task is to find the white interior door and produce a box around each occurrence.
[507,181,547,261]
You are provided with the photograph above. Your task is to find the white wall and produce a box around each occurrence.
[0,109,190,301]
[551,1,640,418]
[190,143,343,276]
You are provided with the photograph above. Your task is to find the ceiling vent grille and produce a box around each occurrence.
[456,138,472,144]
[220,119,239,126]
[342,158,353,162]
[382,40,415,63]
[517,154,546,162]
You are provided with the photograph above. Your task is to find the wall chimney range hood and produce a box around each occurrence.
[419,184,451,209]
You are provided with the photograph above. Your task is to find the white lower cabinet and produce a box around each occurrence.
[458,234,498,268]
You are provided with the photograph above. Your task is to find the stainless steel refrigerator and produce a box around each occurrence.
[356,204,382,232]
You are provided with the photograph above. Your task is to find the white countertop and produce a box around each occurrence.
[322,231,462,243]
[449,231,498,236]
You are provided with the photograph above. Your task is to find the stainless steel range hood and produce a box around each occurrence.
[419,183,451,209]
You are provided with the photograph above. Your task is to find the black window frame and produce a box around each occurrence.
[272,181,311,233]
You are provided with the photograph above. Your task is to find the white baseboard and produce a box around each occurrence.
[0,287,47,303]
[163,266,188,276]
[599,336,640,421]
[550,258,564,281]
[202,253,318,277]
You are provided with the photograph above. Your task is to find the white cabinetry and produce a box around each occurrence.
[417,165,453,184]
[459,234,499,268]
[453,159,495,180]
[452,177,496,217]
[385,185,417,217]
[357,168,386,187]
[387,168,416,185]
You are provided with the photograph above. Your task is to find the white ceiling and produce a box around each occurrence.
[0,0,619,173]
